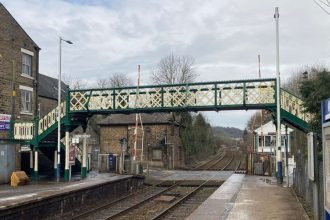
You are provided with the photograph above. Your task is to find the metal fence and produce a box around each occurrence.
[293,155,323,220]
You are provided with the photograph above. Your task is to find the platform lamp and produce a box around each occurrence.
[57,37,73,182]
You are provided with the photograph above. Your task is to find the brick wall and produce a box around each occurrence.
[0,4,39,139]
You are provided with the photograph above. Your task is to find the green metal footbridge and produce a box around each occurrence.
[11,78,310,180]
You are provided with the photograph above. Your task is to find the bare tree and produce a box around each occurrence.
[109,72,133,87]
[96,73,132,88]
[95,78,111,89]
[151,53,198,85]
[282,72,302,96]
[62,74,88,90]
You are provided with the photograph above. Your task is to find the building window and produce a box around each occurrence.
[22,53,32,76]
[20,86,33,113]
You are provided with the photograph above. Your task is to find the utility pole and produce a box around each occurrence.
[274,7,283,184]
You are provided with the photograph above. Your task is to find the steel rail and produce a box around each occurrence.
[220,150,235,171]
[105,181,182,220]
[69,180,178,220]
[150,173,219,220]
[193,149,224,170]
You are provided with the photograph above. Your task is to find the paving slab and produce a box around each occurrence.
[187,174,309,220]
[0,172,132,210]
[186,174,244,220]
[226,175,309,220]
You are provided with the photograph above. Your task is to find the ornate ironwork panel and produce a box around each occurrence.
[13,122,34,140]
[245,81,275,104]
[281,90,310,122]
[38,101,66,134]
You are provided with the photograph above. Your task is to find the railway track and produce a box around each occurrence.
[196,148,247,172]
[69,180,181,220]
[69,148,246,220]
[70,180,219,220]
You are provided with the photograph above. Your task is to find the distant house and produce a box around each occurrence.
[254,121,293,154]
[98,113,185,169]
[38,73,66,117]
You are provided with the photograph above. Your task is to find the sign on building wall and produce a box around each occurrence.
[322,99,330,214]
[323,98,330,123]
[0,114,11,131]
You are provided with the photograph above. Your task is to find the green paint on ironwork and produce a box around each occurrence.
[82,167,87,178]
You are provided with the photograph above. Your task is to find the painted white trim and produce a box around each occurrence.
[21,48,34,56]
[21,73,34,80]
[19,85,33,92]
[20,112,33,115]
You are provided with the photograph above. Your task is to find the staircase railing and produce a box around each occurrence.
[280,89,311,122]
[38,101,66,135]
[13,122,34,140]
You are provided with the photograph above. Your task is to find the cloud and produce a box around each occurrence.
[2,0,330,128]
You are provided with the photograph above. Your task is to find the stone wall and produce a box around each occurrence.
[39,97,57,118]
[99,123,185,168]
[0,4,39,139]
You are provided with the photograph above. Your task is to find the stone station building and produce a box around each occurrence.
[99,113,185,169]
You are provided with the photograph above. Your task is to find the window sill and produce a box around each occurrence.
[21,74,34,80]
[20,112,33,116]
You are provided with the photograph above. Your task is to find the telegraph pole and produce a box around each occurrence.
[275,7,283,184]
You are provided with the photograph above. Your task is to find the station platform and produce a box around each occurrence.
[187,174,309,220]
[0,172,144,219]
[0,172,131,209]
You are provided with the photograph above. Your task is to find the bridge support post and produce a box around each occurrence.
[54,150,58,176]
[82,132,87,179]
[29,148,34,175]
[33,148,38,180]
[64,127,70,181]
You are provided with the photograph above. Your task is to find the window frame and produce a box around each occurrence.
[21,48,34,78]
[19,86,33,114]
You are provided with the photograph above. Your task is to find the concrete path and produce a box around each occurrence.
[187,174,244,220]
[226,175,309,220]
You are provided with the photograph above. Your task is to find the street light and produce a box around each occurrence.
[57,37,73,181]
[274,7,283,184]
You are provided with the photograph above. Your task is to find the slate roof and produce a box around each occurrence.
[98,113,180,126]
[38,73,67,100]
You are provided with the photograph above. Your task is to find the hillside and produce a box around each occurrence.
[212,126,243,139]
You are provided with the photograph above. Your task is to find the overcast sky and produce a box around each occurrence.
[2,0,330,129]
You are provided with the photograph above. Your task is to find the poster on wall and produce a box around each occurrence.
[322,99,330,213]
[324,128,330,212]
[0,123,10,130]
[0,114,11,131]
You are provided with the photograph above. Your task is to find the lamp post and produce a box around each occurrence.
[274,7,283,184]
[57,37,73,181]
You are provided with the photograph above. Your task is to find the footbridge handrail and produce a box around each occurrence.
[69,78,277,113]
[280,89,311,122]
[38,101,66,135]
